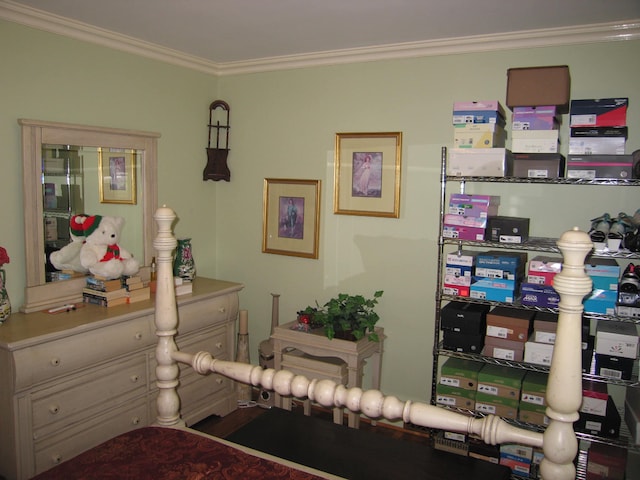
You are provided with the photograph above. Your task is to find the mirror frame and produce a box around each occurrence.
[19,119,160,313]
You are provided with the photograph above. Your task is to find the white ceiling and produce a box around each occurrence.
[3,0,640,71]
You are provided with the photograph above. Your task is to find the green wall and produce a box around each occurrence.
[2,18,639,404]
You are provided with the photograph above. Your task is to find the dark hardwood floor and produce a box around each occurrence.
[192,395,433,446]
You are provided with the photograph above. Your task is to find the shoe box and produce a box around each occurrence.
[453,123,506,149]
[444,250,479,296]
[475,392,519,419]
[442,331,484,354]
[484,336,524,361]
[624,386,640,445]
[499,443,533,477]
[448,194,500,218]
[595,320,639,359]
[520,371,548,407]
[567,154,634,180]
[506,65,570,113]
[477,364,524,399]
[511,129,559,154]
[526,255,562,286]
[584,289,617,315]
[439,356,484,391]
[532,311,558,344]
[440,301,489,334]
[524,334,554,366]
[594,353,634,380]
[475,251,527,279]
[485,306,534,342]
[511,106,559,131]
[570,98,628,128]
[485,217,530,244]
[585,258,621,291]
[518,401,548,426]
[447,148,511,177]
[470,278,517,303]
[520,283,560,309]
[581,380,609,417]
[508,153,565,179]
[575,396,621,438]
[435,384,476,409]
[586,443,627,480]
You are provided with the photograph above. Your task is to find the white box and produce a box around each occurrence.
[511,130,559,154]
[595,321,639,359]
[447,148,510,177]
[453,124,506,149]
[524,339,554,366]
[569,137,626,155]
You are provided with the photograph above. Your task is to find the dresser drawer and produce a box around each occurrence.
[34,399,148,476]
[13,317,153,390]
[177,294,232,334]
[31,355,148,434]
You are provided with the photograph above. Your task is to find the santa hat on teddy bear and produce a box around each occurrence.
[70,214,102,238]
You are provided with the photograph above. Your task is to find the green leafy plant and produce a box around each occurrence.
[302,291,383,341]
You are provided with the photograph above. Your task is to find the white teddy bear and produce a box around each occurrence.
[76,214,140,279]
[49,216,89,274]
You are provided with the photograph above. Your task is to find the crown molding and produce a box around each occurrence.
[1,0,638,77]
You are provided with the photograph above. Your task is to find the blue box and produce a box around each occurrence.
[471,278,516,303]
[584,289,617,315]
[476,251,527,277]
[521,283,560,308]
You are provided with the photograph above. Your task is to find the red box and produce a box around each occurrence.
[586,443,627,480]
[570,98,628,128]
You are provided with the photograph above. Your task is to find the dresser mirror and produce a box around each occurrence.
[19,119,160,313]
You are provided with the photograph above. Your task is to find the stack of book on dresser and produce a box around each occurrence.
[82,276,128,307]
[82,274,151,307]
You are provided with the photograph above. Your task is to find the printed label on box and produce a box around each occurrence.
[521,393,544,406]
[440,376,461,388]
[486,325,510,339]
[493,348,515,360]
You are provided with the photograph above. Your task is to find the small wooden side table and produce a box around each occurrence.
[271,321,385,428]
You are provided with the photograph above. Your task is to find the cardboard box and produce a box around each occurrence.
[477,364,524,399]
[508,153,565,178]
[476,251,527,276]
[521,371,548,406]
[533,311,559,336]
[595,320,639,359]
[435,384,476,409]
[586,443,627,480]
[528,255,563,274]
[486,216,530,243]
[484,336,524,361]
[453,100,506,116]
[581,380,608,417]
[584,289,617,315]
[453,123,506,148]
[567,154,633,180]
[443,214,488,229]
[570,97,628,127]
[486,306,534,342]
[442,225,486,241]
[585,258,620,290]
[447,148,510,177]
[518,401,549,426]
[445,250,478,267]
[505,65,570,113]
[524,338,554,366]
[511,129,559,154]
[575,396,621,438]
[440,301,489,334]
[470,278,516,303]
[511,105,558,130]
[452,110,506,127]
[448,194,500,218]
[569,136,626,155]
[439,357,484,390]
[570,126,628,138]
[442,284,471,297]
[442,331,484,354]
[594,353,634,380]
[520,283,560,309]
[624,387,640,445]
[475,392,518,419]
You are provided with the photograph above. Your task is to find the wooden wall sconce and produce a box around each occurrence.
[204,100,231,182]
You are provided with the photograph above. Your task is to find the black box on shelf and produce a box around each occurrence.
[441,301,490,335]
[594,353,634,380]
[486,216,530,243]
[442,330,484,354]
[574,396,621,438]
[508,153,565,179]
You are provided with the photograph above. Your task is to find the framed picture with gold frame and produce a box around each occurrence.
[262,178,321,259]
[334,132,402,218]
[98,148,137,204]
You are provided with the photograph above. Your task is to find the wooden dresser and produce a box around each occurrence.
[0,277,243,480]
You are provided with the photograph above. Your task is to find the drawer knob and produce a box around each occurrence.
[216,378,223,385]
[131,416,140,425]
[130,374,139,383]
[218,307,226,313]
[134,332,143,340]
[50,358,60,367]
[49,405,60,415]
[215,342,223,350]
[51,454,62,465]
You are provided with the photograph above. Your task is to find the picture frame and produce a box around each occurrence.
[98,148,137,204]
[334,132,402,218]
[262,178,321,259]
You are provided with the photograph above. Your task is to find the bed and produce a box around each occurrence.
[31,205,592,480]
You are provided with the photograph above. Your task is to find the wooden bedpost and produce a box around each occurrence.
[153,206,182,427]
[540,228,593,479]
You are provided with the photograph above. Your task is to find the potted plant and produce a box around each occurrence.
[299,291,383,341]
